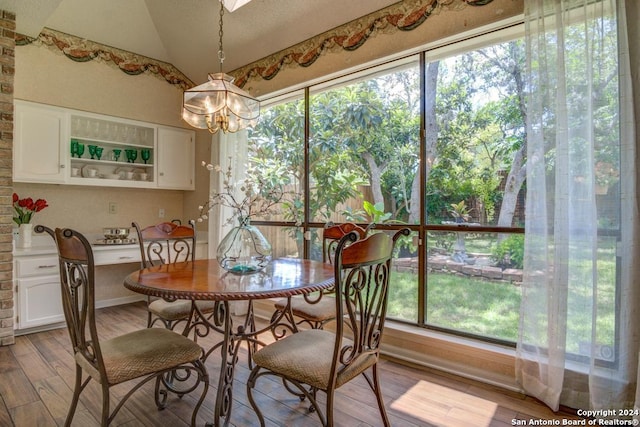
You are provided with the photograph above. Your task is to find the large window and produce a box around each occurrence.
[245,24,619,348]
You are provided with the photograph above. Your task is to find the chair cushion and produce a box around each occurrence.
[76,328,203,385]
[149,299,217,321]
[274,296,337,322]
[252,329,377,390]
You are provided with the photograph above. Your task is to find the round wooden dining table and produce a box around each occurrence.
[124,257,334,427]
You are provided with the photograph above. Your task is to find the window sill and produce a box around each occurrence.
[380,321,522,393]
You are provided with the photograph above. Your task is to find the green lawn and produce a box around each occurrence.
[386,235,617,350]
[387,270,521,341]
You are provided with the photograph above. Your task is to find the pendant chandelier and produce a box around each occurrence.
[182,1,259,134]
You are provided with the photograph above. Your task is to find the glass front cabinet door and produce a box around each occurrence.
[14,100,195,190]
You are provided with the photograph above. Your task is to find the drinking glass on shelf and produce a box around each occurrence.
[141,149,151,164]
[71,118,80,136]
[128,127,138,143]
[84,120,92,138]
[95,146,104,160]
[88,145,98,159]
[125,149,137,163]
[71,140,79,158]
[140,129,149,145]
[91,122,100,138]
[76,143,85,158]
[117,125,127,143]
[111,149,121,162]
[100,122,110,139]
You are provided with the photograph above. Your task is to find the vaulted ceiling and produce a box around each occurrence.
[0,0,399,83]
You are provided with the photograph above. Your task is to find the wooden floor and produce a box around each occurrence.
[0,302,583,426]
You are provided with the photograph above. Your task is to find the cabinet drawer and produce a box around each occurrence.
[93,247,141,266]
[15,257,59,278]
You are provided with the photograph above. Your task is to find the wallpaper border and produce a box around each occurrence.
[233,0,494,88]
[14,0,493,90]
[16,28,194,90]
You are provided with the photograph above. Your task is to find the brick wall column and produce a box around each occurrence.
[0,10,15,346]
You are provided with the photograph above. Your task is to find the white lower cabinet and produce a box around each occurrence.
[14,241,208,331]
[17,276,64,329]
[14,256,64,329]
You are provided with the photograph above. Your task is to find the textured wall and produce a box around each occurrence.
[0,10,14,346]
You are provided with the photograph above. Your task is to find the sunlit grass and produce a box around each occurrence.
[387,235,617,347]
[387,270,521,341]
[426,273,521,341]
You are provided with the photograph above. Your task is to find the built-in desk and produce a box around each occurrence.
[13,235,208,333]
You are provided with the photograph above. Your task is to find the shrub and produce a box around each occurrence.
[492,234,524,269]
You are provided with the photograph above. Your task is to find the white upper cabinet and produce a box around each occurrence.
[14,102,67,183]
[157,126,195,190]
[68,113,156,188]
[13,100,194,190]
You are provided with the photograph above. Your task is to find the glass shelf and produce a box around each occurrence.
[71,158,154,168]
[71,137,152,150]
[70,115,153,147]
[68,113,155,185]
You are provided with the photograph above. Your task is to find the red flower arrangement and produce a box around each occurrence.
[12,193,48,225]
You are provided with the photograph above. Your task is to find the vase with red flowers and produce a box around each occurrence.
[13,193,48,248]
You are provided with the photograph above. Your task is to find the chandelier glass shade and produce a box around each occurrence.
[182,72,259,134]
[182,1,259,134]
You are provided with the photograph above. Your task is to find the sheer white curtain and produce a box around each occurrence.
[629,0,640,416]
[208,130,251,315]
[207,130,249,258]
[518,0,639,413]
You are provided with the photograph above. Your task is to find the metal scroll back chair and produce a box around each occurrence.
[322,222,372,264]
[132,221,216,332]
[271,222,372,335]
[248,228,410,427]
[35,225,209,427]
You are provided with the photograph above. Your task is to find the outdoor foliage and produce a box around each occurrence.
[247,30,620,345]
[491,234,525,269]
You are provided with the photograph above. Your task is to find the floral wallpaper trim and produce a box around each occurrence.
[233,0,493,88]
[12,0,493,91]
[16,28,194,90]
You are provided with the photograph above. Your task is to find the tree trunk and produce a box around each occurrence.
[409,60,439,224]
[363,151,385,207]
[497,146,526,227]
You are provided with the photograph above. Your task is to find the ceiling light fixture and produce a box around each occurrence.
[182,0,259,134]
[221,0,253,12]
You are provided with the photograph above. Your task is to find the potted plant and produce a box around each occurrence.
[13,193,49,248]
[449,201,471,223]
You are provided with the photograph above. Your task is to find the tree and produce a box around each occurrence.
[475,41,527,227]
[250,94,367,226]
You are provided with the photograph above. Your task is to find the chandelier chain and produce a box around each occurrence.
[218,1,225,71]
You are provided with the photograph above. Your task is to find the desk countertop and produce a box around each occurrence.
[13,233,208,264]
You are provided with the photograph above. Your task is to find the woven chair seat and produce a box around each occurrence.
[148,299,217,321]
[252,329,376,390]
[273,296,338,323]
[77,328,203,385]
